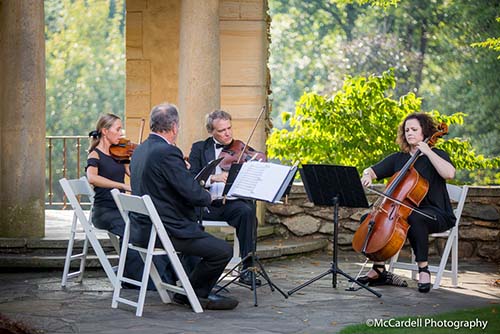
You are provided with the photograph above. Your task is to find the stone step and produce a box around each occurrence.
[204,224,275,241]
[0,225,275,254]
[0,238,328,269]
[0,210,328,269]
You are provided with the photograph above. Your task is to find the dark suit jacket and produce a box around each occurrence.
[189,137,216,177]
[130,134,211,242]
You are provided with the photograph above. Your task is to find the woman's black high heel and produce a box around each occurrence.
[358,264,387,286]
[418,265,431,293]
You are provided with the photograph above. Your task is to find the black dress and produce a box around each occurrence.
[86,148,175,287]
[87,148,126,234]
[371,148,456,262]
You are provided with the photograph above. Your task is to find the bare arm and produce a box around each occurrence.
[86,151,131,192]
[124,164,130,177]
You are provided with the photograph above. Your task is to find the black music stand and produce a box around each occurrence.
[287,164,381,298]
[213,163,289,306]
[195,157,224,186]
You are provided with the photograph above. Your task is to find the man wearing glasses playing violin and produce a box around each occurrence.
[188,110,262,287]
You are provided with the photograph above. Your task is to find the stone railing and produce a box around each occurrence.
[265,183,500,263]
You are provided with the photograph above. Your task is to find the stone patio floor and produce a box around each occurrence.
[0,251,498,334]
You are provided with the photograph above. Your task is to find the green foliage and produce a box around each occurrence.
[44,0,125,204]
[269,0,500,160]
[45,0,125,136]
[330,0,399,9]
[421,1,500,157]
[267,71,500,183]
[471,17,500,59]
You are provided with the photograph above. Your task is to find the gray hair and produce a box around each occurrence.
[150,103,179,133]
[205,109,232,133]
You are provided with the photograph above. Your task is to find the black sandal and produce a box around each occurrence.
[358,264,387,286]
[418,265,431,293]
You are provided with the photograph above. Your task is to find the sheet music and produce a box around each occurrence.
[227,161,294,202]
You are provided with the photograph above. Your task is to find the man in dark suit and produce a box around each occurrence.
[189,109,261,286]
[129,103,238,310]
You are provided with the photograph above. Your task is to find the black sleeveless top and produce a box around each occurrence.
[86,148,125,208]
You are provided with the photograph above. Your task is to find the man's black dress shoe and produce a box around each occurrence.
[238,270,262,287]
[173,293,238,310]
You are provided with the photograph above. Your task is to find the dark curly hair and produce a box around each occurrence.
[396,112,438,153]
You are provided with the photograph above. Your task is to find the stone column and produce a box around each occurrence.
[177,0,220,152]
[0,1,46,237]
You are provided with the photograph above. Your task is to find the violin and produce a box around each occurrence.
[109,118,145,162]
[219,139,266,171]
[351,122,448,261]
[110,137,138,162]
[218,106,267,171]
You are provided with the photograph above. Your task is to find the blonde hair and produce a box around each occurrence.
[88,113,121,153]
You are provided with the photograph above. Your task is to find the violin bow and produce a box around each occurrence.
[138,118,145,144]
[236,105,266,164]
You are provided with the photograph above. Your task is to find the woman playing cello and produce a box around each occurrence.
[358,112,456,293]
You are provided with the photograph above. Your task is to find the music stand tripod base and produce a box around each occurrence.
[286,164,382,298]
[215,253,289,306]
[211,200,288,306]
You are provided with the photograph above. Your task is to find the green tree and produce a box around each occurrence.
[471,17,500,58]
[44,0,125,204]
[45,0,125,136]
[266,71,500,183]
[269,0,500,162]
[425,1,500,157]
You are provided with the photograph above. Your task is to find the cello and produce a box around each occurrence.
[351,123,448,262]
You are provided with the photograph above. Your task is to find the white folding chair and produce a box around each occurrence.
[59,177,120,288]
[202,220,241,269]
[389,184,469,289]
[111,189,203,316]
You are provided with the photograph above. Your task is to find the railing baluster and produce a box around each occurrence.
[48,138,53,205]
[62,138,67,208]
[76,138,81,178]
[45,135,87,208]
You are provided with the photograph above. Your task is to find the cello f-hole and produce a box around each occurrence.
[388,204,397,220]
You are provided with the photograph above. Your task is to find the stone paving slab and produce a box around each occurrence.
[0,253,498,334]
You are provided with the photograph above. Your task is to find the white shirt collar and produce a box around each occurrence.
[151,132,171,145]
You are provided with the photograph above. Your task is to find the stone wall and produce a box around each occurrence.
[265,184,500,263]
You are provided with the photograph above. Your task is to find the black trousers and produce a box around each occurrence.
[407,207,455,262]
[202,199,257,268]
[170,232,232,298]
[92,206,176,287]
